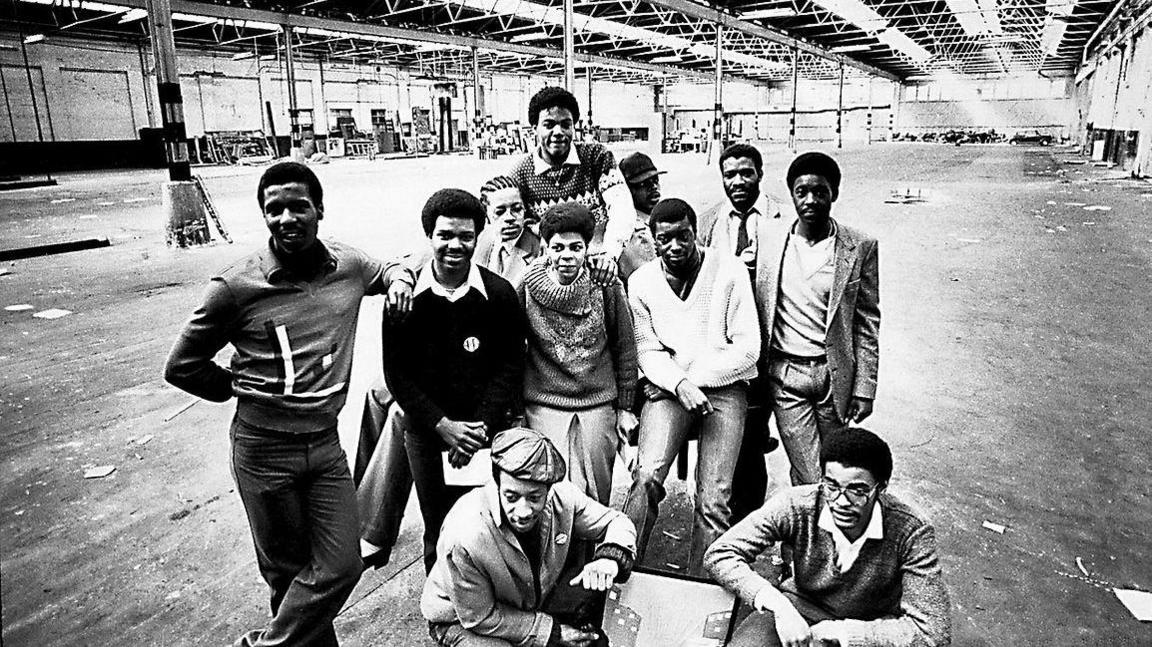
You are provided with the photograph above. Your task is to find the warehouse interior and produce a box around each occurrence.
[2,0,1152,645]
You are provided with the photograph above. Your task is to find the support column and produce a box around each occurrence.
[713,23,723,150]
[147,0,209,247]
[836,63,844,149]
[586,66,593,129]
[866,75,873,145]
[789,47,798,151]
[472,46,482,153]
[284,25,302,161]
[563,0,575,91]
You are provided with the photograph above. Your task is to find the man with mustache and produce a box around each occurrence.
[422,427,636,647]
[164,161,415,647]
[508,87,636,286]
[705,428,951,647]
[700,143,786,524]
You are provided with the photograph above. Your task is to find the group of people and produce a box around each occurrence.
[165,85,952,647]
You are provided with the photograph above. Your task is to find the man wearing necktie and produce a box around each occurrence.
[700,143,785,524]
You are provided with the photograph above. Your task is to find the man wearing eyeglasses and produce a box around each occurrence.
[704,428,952,647]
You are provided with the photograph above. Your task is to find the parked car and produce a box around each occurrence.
[1008,130,1054,146]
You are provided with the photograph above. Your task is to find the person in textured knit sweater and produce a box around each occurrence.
[704,428,951,647]
[508,87,635,286]
[517,202,638,505]
[623,197,761,575]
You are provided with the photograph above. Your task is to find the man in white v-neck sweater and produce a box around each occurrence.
[624,198,761,575]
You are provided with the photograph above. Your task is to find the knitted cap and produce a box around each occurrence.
[786,151,841,193]
[490,428,567,484]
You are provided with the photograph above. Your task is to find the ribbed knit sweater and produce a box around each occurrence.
[516,260,637,411]
[704,486,952,647]
[625,250,760,393]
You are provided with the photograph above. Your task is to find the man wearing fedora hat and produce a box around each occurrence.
[616,152,663,281]
[422,428,637,647]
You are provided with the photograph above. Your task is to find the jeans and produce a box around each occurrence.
[767,357,844,485]
[623,383,747,575]
[405,423,471,574]
[230,417,363,647]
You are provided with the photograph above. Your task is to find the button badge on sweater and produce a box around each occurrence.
[555,533,568,545]
[463,336,480,353]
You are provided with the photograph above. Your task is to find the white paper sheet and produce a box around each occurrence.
[442,448,492,487]
[1113,588,1152,622]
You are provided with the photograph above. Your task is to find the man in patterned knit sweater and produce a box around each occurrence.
[623,197,761,576]
[508,86,635,286]
[705,428,951,647]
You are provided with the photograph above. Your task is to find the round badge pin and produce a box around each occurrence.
[463,336,480,352]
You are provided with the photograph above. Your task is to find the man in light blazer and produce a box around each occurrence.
[699,143,787,523]
[754,151,880,485]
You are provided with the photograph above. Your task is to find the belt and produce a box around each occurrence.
[772,351,827,365]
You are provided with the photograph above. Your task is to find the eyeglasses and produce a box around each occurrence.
[820,478,877,503]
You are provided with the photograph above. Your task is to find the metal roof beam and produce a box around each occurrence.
[643,0,900,80]
[104,0,729,82]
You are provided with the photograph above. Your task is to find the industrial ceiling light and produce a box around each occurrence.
[831,44,872,53]
[509,31,551,42]
[876,27,932,63]
[811,0,888,33]
[23,33,46,44]
[119,8,147,24]
[651,54,683,62]
[739,8,798,20]
[231,52,254,60]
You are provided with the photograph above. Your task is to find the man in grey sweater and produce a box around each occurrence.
[704,428,951,647]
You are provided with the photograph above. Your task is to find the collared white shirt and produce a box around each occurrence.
[415,260,489,303]
[532,144,581,175]
[817,500,884,574]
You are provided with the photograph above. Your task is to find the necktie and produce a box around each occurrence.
[735,212,751,257]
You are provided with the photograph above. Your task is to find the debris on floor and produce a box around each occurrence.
[885,188,927,204]
[5,304,33,311]
[664,563,682,570]
[1084,205,1112,211]
[1113,588,1152,622]
[661,530,683,541]
[163,399,199,422]
[1063,202,1086,206]
[981,520,1007,534]
[1083,221,1096,226]
[50,198,75,204]
[83,465,117,479]
[957,237,982,243]
[1076,557,1090,577]
[33,308,72,320]
[132,434,155,446]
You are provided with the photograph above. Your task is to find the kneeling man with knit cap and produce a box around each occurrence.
[422,428,637,647]
[704,428,952,647]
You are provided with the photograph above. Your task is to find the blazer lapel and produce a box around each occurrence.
[755,214,790,341]
[827,218,857,318]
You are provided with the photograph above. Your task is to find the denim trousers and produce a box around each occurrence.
[230,417,363,647]
[622,382,747,575]
[767,358,844,485]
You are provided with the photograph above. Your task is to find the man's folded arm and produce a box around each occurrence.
[164,277,237,402]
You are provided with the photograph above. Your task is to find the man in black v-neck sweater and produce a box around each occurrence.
[383,188,527,572]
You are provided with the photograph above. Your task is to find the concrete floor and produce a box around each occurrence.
[1,143,1150,646]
